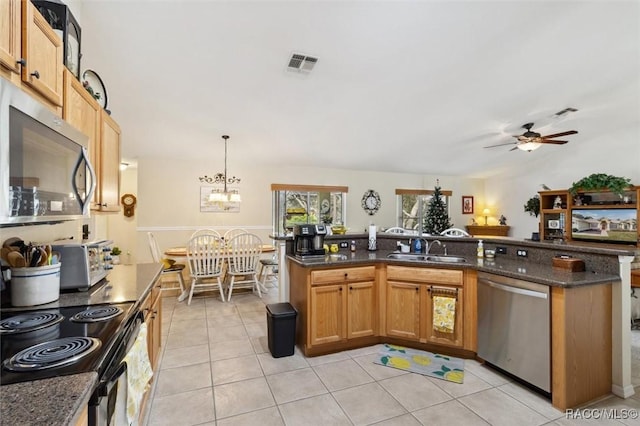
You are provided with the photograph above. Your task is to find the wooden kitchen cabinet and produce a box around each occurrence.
[290,264,377,355]
[20,0,63,107]
[309,266,376,346]
[143,278,162,370]
[96,110,121,212]
[386,266,467,349]
[386,281,421,341]
[63,69,121,213]
[0,0,21,76]
[63,68,100,163]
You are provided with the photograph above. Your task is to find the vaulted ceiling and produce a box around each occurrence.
[79,1,639,178]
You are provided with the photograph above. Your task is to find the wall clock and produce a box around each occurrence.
[361,189,381,215]
[121,193,137,217]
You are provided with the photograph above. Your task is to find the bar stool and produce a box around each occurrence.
[258,258,279,289]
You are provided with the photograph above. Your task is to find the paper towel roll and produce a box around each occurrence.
[368,224,377,251]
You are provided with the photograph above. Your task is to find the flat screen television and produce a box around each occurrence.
[571,209,637,244]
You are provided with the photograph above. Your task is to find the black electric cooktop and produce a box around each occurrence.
[0,302,135,386]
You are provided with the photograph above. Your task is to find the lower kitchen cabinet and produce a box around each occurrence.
[290,264,377,355]
[289,261,476,356]
[386,266,465,348]
[143,278,162,370]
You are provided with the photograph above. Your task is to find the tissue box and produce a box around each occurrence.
[552,256,585,272]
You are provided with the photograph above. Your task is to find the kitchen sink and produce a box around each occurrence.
[387,253,427,260]
[386,253,467,263]
[424,255,467,263]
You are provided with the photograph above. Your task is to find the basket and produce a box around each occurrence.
[10,263,61,306]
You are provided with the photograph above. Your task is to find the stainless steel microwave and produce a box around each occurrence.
[0,78,96,225]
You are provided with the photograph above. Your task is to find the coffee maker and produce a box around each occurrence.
[293,224,327,257]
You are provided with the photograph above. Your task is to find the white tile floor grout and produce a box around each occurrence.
[144,290,640,426]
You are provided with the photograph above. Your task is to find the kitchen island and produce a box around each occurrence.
[0,263,162,426]
[287,237,634,411]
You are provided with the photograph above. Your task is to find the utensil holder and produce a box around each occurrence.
[10,263,61,306]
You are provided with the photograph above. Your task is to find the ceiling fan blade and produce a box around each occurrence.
[484,142,516,148]
[542,130,577,139]
[539,140,568,145]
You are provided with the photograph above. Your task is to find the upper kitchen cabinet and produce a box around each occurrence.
[97,110,121,212]
[20,0,63,107]
[64,68,121,212]
[0,0,21,76]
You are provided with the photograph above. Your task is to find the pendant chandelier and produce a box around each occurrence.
[199,135,241,203]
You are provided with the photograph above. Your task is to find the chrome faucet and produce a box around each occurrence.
[426,239,442,255]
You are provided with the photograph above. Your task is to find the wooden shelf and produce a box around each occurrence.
[465,225,510,237]
[539,186,639,247]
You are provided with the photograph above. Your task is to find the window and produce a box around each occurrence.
[396,188,451,234]
[271,184,348,236]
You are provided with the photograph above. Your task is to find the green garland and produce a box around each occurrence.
[568,173,632,197]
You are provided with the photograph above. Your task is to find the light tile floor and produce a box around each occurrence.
[145,290,640,426]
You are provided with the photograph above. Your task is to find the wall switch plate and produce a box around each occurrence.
[517,249,528,257]
[339,242,348,248]
[496,247,507,254]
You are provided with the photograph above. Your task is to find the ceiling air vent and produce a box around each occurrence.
[287,53,318,73]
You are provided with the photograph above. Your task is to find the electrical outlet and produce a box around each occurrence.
[339,241,348,248]
[496,247,507,254]
[517,249,528,257]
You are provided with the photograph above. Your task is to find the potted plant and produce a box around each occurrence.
[524,195,540,217]
[111,246,122,265]
[569,173,632,197]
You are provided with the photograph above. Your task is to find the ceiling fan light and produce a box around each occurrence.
[517,141,542,152]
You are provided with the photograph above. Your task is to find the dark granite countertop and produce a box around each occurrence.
[2,262,163,312]
[0,372,98,426]
[288,250,621,287]
[0,263,162,425]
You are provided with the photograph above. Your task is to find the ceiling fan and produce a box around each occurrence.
[484,123,578,152]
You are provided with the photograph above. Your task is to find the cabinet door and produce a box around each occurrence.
[347,281,376,339]
[0,0,20,74]
[21,0,63,106]
[424,286,464,348]
[148,292,162,370]
[309,284,345,346]
[98,111,121,211]
[63,69,100,166]
[386,281,421,341]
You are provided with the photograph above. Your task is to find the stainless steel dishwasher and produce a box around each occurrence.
[477,272,550,393]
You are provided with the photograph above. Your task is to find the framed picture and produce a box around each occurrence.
[200,186,240,213]
[462,196,474,214]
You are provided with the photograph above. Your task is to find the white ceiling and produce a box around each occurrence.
[79,0,640,178]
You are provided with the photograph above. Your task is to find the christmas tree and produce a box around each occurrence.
[423,181,453,234]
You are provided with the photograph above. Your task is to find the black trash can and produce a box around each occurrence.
[266,302,297,358]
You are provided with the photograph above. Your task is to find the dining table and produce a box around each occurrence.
[164,244,276,258]
[164,244,277,301]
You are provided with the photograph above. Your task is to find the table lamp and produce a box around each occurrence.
[483,208,491,226]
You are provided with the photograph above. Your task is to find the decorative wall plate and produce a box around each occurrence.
[82,69,108,110]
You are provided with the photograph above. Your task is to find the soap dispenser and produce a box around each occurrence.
[477,239,484,258]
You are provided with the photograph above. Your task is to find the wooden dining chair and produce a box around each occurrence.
[191,228,221,239]
[226,233,264,301]
[223,228,248,243]
[185,234,226,305]
[147,232,187,301]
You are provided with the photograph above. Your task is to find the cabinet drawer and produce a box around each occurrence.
[387,266,462,286]
[311,266,375,285]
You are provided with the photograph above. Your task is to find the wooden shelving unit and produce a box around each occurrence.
[539,186,639,247]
